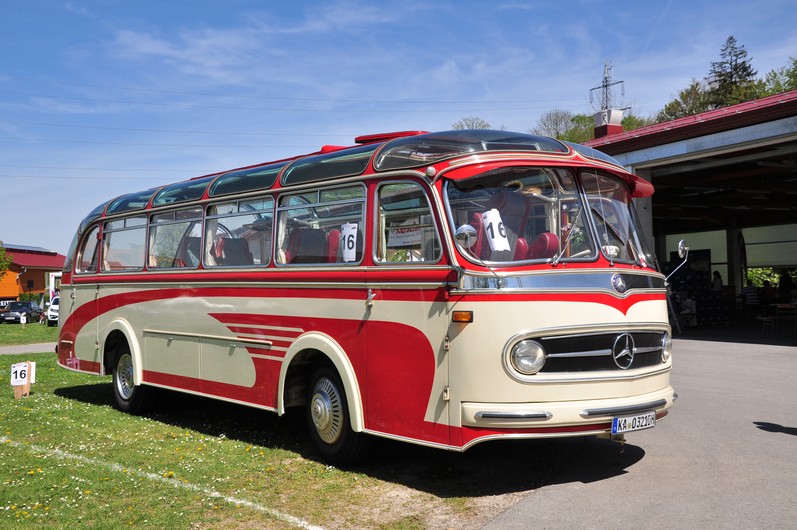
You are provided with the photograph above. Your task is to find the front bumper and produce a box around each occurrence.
[461,385,676,431]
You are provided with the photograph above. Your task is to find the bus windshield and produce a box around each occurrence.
[581,170,656,268]
[445,166,654,267]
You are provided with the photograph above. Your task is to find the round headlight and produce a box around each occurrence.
[510,340,547,375]
[661,332,672,363]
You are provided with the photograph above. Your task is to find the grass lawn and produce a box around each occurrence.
[1,351,554,529]
[0,323,58,347]
[0,352,387,529]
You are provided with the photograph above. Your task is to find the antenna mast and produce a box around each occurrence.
[590,61,625,111]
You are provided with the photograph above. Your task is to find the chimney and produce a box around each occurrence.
[593,108,624,139]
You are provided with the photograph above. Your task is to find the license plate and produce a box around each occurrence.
[612,411,656,434]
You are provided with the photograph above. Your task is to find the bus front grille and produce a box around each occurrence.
[538,332,666,373]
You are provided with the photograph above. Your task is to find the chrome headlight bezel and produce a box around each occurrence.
[506,339,547,376]
[660,332,673,363]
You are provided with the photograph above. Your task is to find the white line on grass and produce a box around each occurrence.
[1,436,325,530]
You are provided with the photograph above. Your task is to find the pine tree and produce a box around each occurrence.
[708,35,758,106]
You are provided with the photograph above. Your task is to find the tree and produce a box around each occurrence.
[656,80,712,122]
[761,57,797,95]
[0,242,12,281]
[451,116,492,130]
[531,110,593,143]
[621,112,656,131]
[560,114,595,143]
[707,35,759,106]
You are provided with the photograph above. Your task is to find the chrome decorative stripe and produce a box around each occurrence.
[633,346,662,354]
[475,411,553,421]
[579,399,667,418]
[547,349,612,358]
[456,270,665,292]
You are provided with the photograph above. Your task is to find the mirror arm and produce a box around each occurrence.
[665,240,689,284]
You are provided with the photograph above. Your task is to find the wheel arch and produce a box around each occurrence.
[278,332,364,432]
[100,319,142,384]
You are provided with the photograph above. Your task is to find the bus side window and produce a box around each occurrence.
[276,185,365,266]
[205,197,273,267]
[149,208,202,268]
[376,182,441,264]
[103,217,146,271]
[76,225,100,273]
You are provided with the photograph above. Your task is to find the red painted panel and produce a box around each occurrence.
[365,320,449,445]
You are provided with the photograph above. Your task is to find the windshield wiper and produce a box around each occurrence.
[552,207,583,266]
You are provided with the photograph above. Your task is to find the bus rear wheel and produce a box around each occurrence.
[306,366,370,466]
[112,345,150,414]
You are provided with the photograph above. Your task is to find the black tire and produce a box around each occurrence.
[112,344,150,414]
[306,366,371,466]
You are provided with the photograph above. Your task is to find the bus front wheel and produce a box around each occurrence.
[112,345,150,414]
[306,366,370,466]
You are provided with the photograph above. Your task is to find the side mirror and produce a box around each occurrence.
[666,239,689,283]
[677,239,689,259]
[455,224,478,249]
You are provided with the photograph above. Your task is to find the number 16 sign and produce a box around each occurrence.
[10,361,36,399]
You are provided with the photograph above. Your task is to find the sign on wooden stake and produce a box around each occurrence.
[11,361,35,398]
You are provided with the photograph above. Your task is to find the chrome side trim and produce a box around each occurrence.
[580,399,667,418]
[454,269,666,293]
[143,328,273,347]
[475,411,552,420]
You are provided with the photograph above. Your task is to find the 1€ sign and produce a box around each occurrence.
[10,361,36,399]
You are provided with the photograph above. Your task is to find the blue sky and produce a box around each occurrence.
[2,0,796,254]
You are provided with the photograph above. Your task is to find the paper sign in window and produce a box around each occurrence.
[481,209,510,252]
[341,222,359,262]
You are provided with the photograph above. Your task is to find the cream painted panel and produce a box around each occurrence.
[447,300,671,406]
[200,338,256,387]
[143,333,200,379]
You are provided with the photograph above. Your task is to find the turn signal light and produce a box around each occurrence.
[452,311,473,323]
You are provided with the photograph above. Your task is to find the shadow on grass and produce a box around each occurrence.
[55,383,645,497]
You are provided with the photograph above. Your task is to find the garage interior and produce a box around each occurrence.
[587,90,797,341]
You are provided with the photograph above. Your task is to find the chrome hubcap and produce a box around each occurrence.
[115,353,135,400]
[310,377,343,444]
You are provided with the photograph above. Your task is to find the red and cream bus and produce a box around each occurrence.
[57,130,676,464]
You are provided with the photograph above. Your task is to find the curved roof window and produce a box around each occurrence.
[78,200,111,235]
[281,143,379,186]
[375,130,569,171]
[106,188,159,215]
[152,175,215,207]
[209,162,286,197]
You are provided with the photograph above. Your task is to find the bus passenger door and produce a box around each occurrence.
[61,225,102,373]
[364,181,452,447]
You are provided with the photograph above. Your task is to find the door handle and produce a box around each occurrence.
[366,289,375,309]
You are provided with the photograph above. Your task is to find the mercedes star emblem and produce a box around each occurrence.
[612,333,635,369]
[611,273,627,293]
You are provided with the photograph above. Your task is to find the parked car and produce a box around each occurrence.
[46,296,60,327]
[1,301,43,324]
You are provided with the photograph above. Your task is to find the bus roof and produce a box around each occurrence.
[76,130,646,233]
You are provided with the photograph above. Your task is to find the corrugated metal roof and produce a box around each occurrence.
[585,90,797,154]
[2,244,65,269]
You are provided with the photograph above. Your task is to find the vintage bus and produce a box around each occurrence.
[57,130,676,465]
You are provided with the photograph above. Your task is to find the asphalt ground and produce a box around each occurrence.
[483,337,797,529]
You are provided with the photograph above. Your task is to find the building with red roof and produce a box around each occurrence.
[0,242,66,307]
